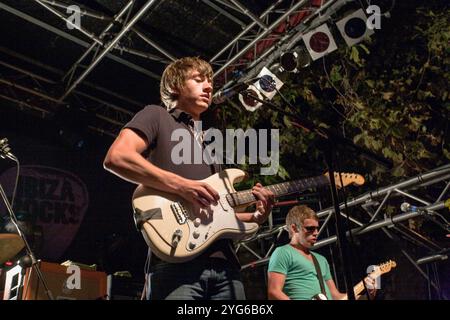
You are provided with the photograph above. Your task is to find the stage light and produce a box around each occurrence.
[336,9,374,47]
[238,66,284,112]
[302,23,338,61]
[279,47,311,73]
[238,84,264,112]
[254,67,284,100]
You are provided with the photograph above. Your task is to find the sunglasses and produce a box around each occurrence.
[302,225,319,233]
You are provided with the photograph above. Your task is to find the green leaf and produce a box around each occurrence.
[353,133,364,144]
[366,79,375,88]
[277,165,290,180]
[382,92,395,101]
[350,46,361,65]
[382,147,396,159]
[443,148,450,160]
[330,65,343,83]
[283,116,292,128]
[359,44,370,55]
[392,165,406,177]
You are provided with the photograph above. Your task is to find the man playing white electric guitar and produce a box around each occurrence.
[104,57,275,300]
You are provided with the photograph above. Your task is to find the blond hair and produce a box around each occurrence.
[286,205,318,238]
[160,57,213,110]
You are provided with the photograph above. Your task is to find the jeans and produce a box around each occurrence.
[148,258,246,300]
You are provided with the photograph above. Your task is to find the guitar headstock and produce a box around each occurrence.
[378,260,397,275]
[369,260,397,278]
[324,172,365,188]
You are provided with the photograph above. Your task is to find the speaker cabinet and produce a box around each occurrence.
[3,261,107,300]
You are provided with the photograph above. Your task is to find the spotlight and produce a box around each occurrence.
[336,9,374,47]
[239,85,263,112]
[254,67,284,100]
[302,23,338,61]
[279,47,311,73]
[237,67,284,112]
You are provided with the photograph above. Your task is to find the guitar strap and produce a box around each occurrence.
[311,254,327,297]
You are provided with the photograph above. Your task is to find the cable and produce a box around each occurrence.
[0,139,20,209]
[0,153,22,235]
[321,57,348,119]
[367,0,396,17]
[9,154,20,210]
[140,247,152,300]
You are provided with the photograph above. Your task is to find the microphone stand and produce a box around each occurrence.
[241,91,392,299]
[0,140,54,300]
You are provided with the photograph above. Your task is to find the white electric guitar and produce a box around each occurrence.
[312,260,397,300]
[132,169,365,263]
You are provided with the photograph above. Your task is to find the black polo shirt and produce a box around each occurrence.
[125,105,220,179]
[124,105,240,269]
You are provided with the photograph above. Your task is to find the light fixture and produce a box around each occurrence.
[279,47,311,73]
[336,8,374,47]
[302,23,338,61]
[239,84,263,112]
[254,67,284,100]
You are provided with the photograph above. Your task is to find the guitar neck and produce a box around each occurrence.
[353,280,367,298]
[226,175,329,207]
[343,270,381,300]
[340,281,367,300]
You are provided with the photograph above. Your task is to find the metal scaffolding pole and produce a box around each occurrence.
[37,0,176,62]
[314,201,446,249]
[0,46,143,108]
[34,0,103,44]
[245,0,343,75]
[239,164,450,270]
[241,201,447,270]
[201,0,247,28]
[210,0,284,64]
[132,28,176,62]
[60,0,158,101]
[211,0,339,83]
[62,0,135,84]
[316,165,450,218]
[40,0,110,20]
[0,56,135,136]
[0,2,158,78]
[228,0,268,30]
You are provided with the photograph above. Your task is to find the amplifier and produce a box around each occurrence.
[3,261,107,300]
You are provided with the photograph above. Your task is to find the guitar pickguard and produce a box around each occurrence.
[183,195,253,252]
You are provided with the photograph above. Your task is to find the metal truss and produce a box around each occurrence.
[36,0,175,63]
[1,0,355,122]
[0,47,137,137]
[32,0,160,100]
[0,2,162,79]
[0,0,185,136]
[209,0,350,87]
[238,164,450,297]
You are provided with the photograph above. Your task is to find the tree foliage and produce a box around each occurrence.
[216,2,450,188]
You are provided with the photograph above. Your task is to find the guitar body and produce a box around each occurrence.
[132,169,259,263]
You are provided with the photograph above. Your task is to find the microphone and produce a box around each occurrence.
[212,82,251,104]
